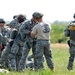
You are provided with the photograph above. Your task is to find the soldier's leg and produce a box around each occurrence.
[18,42,31,72]
[67,45,75,70]
[16,46,22,71]
[67,54,74,70]
[44,42,54,70]
[35,41,44,70]
[9,43,19,71]
[32,40,37,69]
[0,43,11,64]
[16,54,19,71]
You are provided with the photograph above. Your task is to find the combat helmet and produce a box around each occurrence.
[0,18,5,23]
[17,14,26,23]
[73,13,75,19]
[32,12,43,19]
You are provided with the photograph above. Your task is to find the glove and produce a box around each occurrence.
[0,45,2,50]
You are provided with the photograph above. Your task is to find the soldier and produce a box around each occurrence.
[0,14,26,69]
[0,18,12,68]
[31,13,54,71]
[0,22,18,68]
[0,18,10,57]
[8,14,27,71]
[26,54,44,69]
[0,18,8,53]
[18,12,44,72]
[64,13,75,71]
[10,14,26,30]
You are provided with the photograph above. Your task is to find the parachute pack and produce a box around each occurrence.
[68,23,75,30]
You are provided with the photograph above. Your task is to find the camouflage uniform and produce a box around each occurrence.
[0,16,20,67]
[9,14,27,71]
[64,19,75,70]
[27,54,34,61]
[26,54,35,69]
[26,60,34,69]
[9,17,20,31]
[0,28,17,66]
[26,54,44,69]
[0,27,11,68]
[18,18,38,72]
[18,12,48,72]
[9,26,25,71]
[0,19,8,53]
[1,27,10,51]
[0,18,10,63]
[31,21,54,70]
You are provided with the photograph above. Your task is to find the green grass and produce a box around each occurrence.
[51,23,68,43]
[0,44,75,75]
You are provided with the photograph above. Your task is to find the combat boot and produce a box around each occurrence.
[67,66,73,71]
[50,68,55,72]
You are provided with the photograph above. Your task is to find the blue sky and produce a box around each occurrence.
[0,0,75,22]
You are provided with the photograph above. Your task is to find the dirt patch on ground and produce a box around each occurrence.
[51,43,69,48]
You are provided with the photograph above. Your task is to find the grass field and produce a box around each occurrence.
[0,43,75,75]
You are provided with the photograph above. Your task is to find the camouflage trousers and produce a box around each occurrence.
[9,42,23,71]
[34,40,54,70]
[0,43,11,64]
[18,39,37,72]
[0,43,11,68]
[18,41,32,72]
[67,43,75,70]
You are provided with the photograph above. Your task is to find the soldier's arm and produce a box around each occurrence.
[0,33,2,44]
[64,24,70,37]
[30,32,35,37]
[31,25,37,37]
[19,21,30,34]
[10,19,20,30]
[10,29,18,39]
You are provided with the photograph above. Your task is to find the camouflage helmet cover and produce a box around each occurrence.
[0,18,5,23]
[9,20,17,28]
[32,12,43,19]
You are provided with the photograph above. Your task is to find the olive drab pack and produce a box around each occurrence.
[68,23,75,30]
[68,21,75,30]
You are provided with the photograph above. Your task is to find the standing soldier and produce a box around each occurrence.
[0,18,8,52]
[0,18,10,56]
[64,13,75,71]
[8,14,27,71]
[0,22,17,68]
[0,14,26,69]
[18,12,45,72]
[0,18,11,68]
[31,12,54,71]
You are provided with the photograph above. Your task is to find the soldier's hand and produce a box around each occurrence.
[7,38,13,42]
